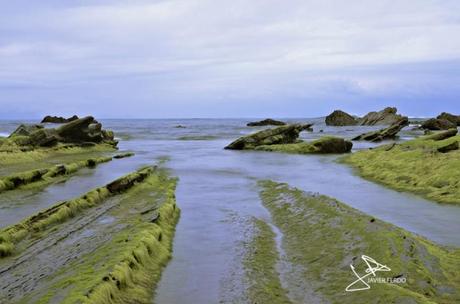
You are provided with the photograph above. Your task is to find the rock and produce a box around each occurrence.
[353,117,409,142]
[247,119,287,127]
[225,124,312,150]
[437,141,459,153]
[11,116,117,147]
[174,125,186,128]
[325,110,358,126]
[310,137,353,153]
[437,112,460,126]
[423,129,458,141]
[41,115,79,123]
[421,118,456,130]
[9,124,44,137]
[359,107,406,125]
[113,152,135,159]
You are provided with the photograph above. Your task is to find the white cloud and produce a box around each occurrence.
[0,0,459,117]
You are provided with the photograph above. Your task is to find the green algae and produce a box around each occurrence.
[342,134,460,204]
[0,167,155,258]
[244,218,292,304]
[0,156,112,193]
[256,136,352,154]
[258,180,460,303]
[19,169,180,304]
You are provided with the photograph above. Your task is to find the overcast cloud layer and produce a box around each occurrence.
[0,0,459,118]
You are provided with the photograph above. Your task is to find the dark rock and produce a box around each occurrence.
[437,141,459,153]
[353,117,409,142]
[437,112,460,126]
[174,125,187,128]
[421,118,456,130]
[12,116,117,147]
[325,110,358,126]
[247,119,287,127]
[311,137,353,153]
[359,107,406,125]
[225,124,312,150]
[424,129,458,141]
[106,169,151,193]
[113,152,135,159]
[41,115,79,123]
[9,124,44,137]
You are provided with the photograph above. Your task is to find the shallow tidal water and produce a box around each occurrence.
[1,118,459,303]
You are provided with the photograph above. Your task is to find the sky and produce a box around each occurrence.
[0,0,459,119]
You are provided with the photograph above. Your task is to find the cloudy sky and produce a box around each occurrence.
[1,0,459,118]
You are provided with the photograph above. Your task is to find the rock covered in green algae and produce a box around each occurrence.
[8,116,117,148]
[41,115,79,123]
[225,123,313,150]
[256,136,352,154]
[352,117,409,142]
[9,124,44,137]
[437,112,460,126]
[255,180,460,304]
[325,110,358,126]
[342,132,460,204]
[421,118,457,130]
[246,118,287,126]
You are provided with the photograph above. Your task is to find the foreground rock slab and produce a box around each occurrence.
[225,124,312,150]
[247,118,286,126]
[249,180,460,304]
[353,117,409,142]
[0,166,180,304]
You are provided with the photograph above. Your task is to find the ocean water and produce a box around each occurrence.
[0,118,458,303]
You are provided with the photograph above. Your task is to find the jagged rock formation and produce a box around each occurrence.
[41,115,79,123]
[436,112,460,126]
[353,117,409,142]
[9,116,117,147]
[247,119,287,126]
[325,110,358,126]
[359,107,406,125]
[421,118,456,130]
[9,124,44,137]
[225,124,312,150]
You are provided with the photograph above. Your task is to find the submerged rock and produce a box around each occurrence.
[421,118,456,130]
[353,117,409,142]
[247,119,286,127]
[359,107,406,125]
[325,110,358,126]
[436,112,460,126]
[9,124,44,137]
[225,124,312,150]
[41,115,79,123]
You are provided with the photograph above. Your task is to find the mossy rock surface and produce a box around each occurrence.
[0,167,180,303]
[254,180,460,303]
[256,136,353,154]
[342,133,460,204]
